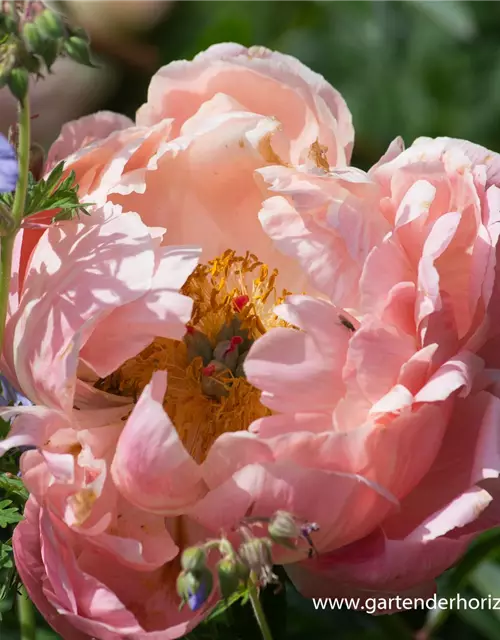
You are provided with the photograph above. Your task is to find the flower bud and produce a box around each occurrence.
[22,22,43,54]
[268,511,300,549]
[181,546,206,573]
[63,36,94,68]
[7,67,28,101]
[177,568,213,611]
[176,570,200,603]
[217,557,248,599]
[37,37,58,71]
[34,9,65,40]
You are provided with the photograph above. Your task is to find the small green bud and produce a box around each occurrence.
[217,558,242,599]
[35,9,65,40]
[177,568,213,611]
[63,36,95,68]
[38,38,58,71]
[7,67,28,101]
[68,25,89,43]
[268,511,300,549]
[23,53,41,75]
[0,46,17,89]
[22,22,43,54]
[176,570,200,602]
[0,15,18,36]
[181,546,206,573]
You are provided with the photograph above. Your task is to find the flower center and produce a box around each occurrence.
[95,250,291,463]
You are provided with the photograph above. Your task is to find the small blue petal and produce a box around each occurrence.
[0,374,32,408]
[187,581,207,612]
[0,135,18,193]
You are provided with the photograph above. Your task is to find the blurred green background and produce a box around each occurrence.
[2,0,500,638]
[101,0,500,170]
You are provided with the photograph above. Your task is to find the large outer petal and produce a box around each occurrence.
[191,460,395,556]
[136,42,354,166]
[258,165,388,306]
[112,371,207,515]
[5,207,157,411]
[14,498,212,639]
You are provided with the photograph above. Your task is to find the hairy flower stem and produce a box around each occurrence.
[0,95,30,352]
[17,587,36,640]
[248,573,274,640]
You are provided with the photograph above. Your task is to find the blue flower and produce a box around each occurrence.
[0,135,18,193]
[0,375,31,408]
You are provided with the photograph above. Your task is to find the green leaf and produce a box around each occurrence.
[0,499,22,528]
[0,473,28,503]
[22,162,91,222]
[468,561,500,621]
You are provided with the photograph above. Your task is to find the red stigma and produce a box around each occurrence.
[202,364,216,377]
[186,325,195,335]
[233,295,249,312]
[227,336,243,354]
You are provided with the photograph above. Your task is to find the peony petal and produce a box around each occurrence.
[112,371,206,514]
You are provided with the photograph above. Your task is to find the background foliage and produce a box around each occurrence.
[2,1,500,638]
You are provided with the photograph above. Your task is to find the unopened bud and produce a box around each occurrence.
[35,9,64,40]
[268,511,300,550]
[181,546,206,573]
[177,570,200,603]
[7,67,28,101]
[22,22,43,54]
[63,36,94,68]
[38,37,58,71]
[177,568,212,611]
[217,557,249,599]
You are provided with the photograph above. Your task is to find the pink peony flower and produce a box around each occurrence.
[19,43,354,293]
[1,205,396,637]
[241,136,500,601]
[0,46,398,638]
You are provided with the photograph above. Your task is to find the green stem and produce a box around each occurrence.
[0,94,30,352]
[17,587,36,640]
[248,575,274,640]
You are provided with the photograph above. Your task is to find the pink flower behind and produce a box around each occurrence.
[243,136,500,599]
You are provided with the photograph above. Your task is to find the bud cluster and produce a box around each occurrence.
[176,510,319,612]
[0,1,94,100]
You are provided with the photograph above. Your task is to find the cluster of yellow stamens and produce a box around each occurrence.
[95,250,291,463]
